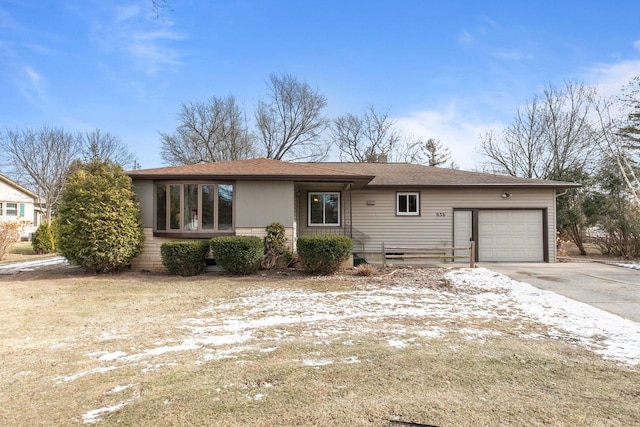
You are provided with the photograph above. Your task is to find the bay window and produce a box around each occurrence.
[155,182,233,234]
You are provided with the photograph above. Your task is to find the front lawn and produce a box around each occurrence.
[0,266,638,426]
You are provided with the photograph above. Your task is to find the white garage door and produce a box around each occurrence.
[478,210,544,262]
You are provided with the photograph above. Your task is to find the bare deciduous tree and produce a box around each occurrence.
[332,105,400,163]
[255,73,329,161]
[81,129,137,169]
[160,95,255,165]
[592,92,640,206]
[618,76,640,150]
[0,126,82,222]
[481,82,596,180]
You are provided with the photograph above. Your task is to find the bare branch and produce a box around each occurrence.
[0,126,82,222]
[80,129,137,169]
[332,105,399,162]
[255,73,329,161]
[480,81,596,180]
[160,95,256,165]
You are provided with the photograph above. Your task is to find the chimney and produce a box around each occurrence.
[377,153,388,163]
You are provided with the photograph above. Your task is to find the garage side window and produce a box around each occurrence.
[309,192,340,226]
[397,192,419,216]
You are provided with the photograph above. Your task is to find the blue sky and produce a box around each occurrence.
[1,0,639,170]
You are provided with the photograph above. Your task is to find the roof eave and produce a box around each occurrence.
[364,183,582,190]
[128,173,375,183]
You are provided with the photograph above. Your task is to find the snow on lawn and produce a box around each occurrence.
[58,267,639,423]
[616,262,640,271]
[68,268,638,376]
[0,256,67,274]
[445,268,640,366]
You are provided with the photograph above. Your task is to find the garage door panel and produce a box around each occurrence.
[479,210,544,262]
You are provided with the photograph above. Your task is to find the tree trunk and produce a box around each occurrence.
[571,224,587,256]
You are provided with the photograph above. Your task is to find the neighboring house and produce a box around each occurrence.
[127,158,578,271]
[0,173,43,239]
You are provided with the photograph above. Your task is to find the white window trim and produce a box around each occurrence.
[396,192,420,216]
[5,202,18,217]
[308,192,341,226]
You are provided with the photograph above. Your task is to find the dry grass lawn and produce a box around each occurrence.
[0,264,638,426]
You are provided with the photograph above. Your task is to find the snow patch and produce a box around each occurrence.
[446,268,640,365]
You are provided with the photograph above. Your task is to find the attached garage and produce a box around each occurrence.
[454,208,548,263]
[478,210,544,262]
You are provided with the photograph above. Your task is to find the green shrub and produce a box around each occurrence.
[262,222,287,269]
[56,160,144,273]
[297,234,352,274]
[210,236,263,275]
[160,240,210,276]
[32,222,56,254]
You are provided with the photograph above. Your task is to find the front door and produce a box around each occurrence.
[453,210,473,262]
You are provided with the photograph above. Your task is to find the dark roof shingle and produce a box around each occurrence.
[304,162,579,188]
[127,158,374,182]
[127,158,579,188]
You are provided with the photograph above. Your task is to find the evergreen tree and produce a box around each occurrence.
[56,160,144,273]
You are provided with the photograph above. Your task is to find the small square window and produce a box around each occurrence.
[397,192,419,216]
[308,192,340,226]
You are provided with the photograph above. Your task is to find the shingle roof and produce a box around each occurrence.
[127,158,579,189]
[126,158,374,183]
[304,162,580,188]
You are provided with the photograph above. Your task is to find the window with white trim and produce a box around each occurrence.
[0,202,3,216]
[5,202,18,217]
[155,182,233,233]
[396,192,419,216]
[308,192,340,226]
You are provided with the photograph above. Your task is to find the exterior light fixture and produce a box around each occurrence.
[501,192,512,198]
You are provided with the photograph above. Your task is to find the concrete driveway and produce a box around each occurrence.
[481,262,640,323]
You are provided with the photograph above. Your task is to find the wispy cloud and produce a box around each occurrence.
[93,4,186,75]
[395,104,504,170]
[491,49,533,61]
[19,65,46,104]
[458,16,534,63]
[115,5,141,22]
[581,43,640,98]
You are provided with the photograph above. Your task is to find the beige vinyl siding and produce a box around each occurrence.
[235,181,294,228]
[350,187,557,262]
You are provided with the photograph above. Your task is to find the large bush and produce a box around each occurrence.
[297,234,352,274]
[56,160,144,273]
[0,221,23,261]
[161,240,210,276]
[32,221,56,254]
[210,236,263,275]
